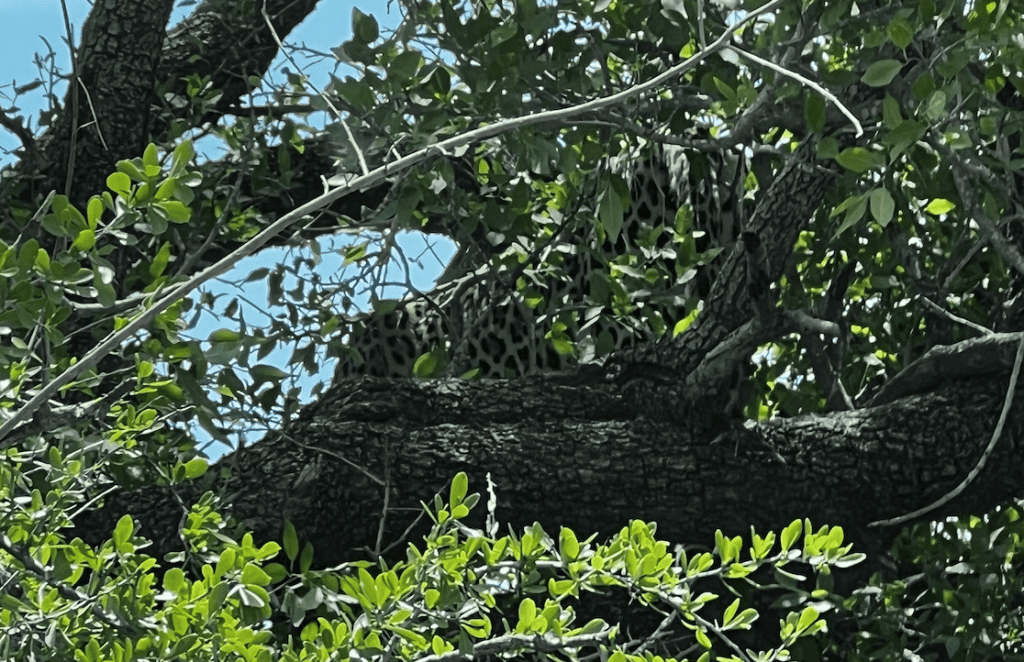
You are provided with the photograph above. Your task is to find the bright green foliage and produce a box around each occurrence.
[0,470,863,661]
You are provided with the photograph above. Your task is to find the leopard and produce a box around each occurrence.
[331,136,747,380]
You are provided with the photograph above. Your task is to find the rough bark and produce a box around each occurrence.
[76,338,1024,572]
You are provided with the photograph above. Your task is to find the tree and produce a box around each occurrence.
[2,0,1024,659]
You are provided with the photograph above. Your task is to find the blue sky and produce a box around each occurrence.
[1,1,456,457]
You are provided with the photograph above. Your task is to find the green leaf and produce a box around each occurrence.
[359,567,379,606]
[832,194,868,235]
[114,515,134,548]
[599,179,625,244]
[559,527,580,561]
[251,364,290,380]
[143,143,160,169]
[352,8,379,43]
[117,160,146,183]
[86,197,103,229]
[72,229,95,252]
[413,351,438,378]
[246,267,270,282]
[781,519,802,551]
[861,59,902,87]
[34,247,50,271]
[107,172,132,197]
[815,136,839,159]
[209,329,242,342]
[869,188,895,225]
[0,592,28,613]
[183,458,207,478]
[241,563,272,587]
[804,93,826,132]
[517,597,536,631]
[887,17,915,49]
[549,578,575,597]
[333,78,375,110]
[343,243,368,266]
[714,529,728,563]
[713,76,736,102]
[797,605,819,631]
[450,472,468,507]
[155,177,177,200]
[390,626,427,647]
[880,119,926,157]
[922,90,947,121]
[93,268,116,308]
[836,552,866,567]
[163,568,186,593]
[389,51,423,80]
[150,242,171,278]
[156,200,191,222]
[171,140,195,176]
[723,598,740,625]
[925,198,956,215]
[18,238,39,274]
[881,94,903,128]
[169,634,199,657]
[835,147,881,173]
[283,520,299,562]
[300,542,314,574]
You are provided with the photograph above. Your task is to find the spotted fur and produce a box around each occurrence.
[333,140,745,379]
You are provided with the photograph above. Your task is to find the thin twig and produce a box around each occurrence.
[259,0,369,177]
[941,140,1024,280]
[869,332,1024,527]
[58,0,79,196]
[175,165,247,276]
[726,45,862,137]
[920,296,993,336]
[0,110,37,153]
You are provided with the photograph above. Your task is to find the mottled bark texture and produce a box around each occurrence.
[77,343,1024,571]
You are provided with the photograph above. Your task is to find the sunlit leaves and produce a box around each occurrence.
[925,198,956,215]
[106,172,132,197]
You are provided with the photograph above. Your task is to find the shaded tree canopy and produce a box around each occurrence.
[3,0,1024,658]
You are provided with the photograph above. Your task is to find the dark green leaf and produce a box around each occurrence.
[861,59,902,87]
[353,8,379,43]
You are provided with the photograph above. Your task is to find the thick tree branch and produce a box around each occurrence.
[34,0,177,202]
[73,354,1024,578]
